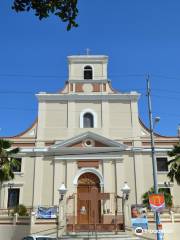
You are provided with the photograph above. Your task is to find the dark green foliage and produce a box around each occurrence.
[13,204,29,216]
[142,187,173,208]
[0,139,19,183]
[142,187,153,208]
[0,139,11,150]
[12,0,78,30]
[167,144,180,185]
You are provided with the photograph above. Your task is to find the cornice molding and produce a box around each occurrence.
[2,182,24,187]
[17,146,172,158]
[55,156,124,161]
[68,55,108,63]
[68,80,108,83]
[19,147,127,157]
[36,93,140,102]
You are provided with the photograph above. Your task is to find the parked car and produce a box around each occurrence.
[22,235,57,240]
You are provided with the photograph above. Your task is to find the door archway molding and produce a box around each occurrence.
[73,168,104,187]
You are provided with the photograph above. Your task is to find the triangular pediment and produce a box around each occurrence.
[49,131,127,150]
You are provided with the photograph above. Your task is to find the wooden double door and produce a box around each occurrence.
[77,173,101,224]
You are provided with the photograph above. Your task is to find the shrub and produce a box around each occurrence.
[13,204,29,216]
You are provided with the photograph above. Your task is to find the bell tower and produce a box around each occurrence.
[67,55,109,93]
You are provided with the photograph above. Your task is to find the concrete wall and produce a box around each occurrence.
[0,225,30,240]
[1,156,35,209]
[0,222,57,240]
[36,99,139,141]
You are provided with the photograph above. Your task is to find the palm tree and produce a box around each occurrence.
[167,144,180,185]
[142,187,173,209]
[0,139,19,183]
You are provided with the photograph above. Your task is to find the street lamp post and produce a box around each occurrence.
[57,183,67,240]
[121,182,131,200]
[119,182,131,231]
[147,77,162,240]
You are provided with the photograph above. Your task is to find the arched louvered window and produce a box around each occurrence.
[83,113,94,128]
[84,65,93,80]
[80,109,97,128]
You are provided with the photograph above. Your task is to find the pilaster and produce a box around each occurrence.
[103,160,114,213]
[101,101,109,136]
[36,101,46,140]
[115,158,124,196]
[67,102,76,137]
[133,152,145,203]
[53,159,66,205]
[32,156,44,207]
[66,160,77,195]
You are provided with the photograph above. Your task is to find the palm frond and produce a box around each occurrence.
[175,165,180,185]
[8,148,19,155]
[0,139,11,150]
[0,140,19,183]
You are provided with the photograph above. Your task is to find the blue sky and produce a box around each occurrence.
[0,0,180,137]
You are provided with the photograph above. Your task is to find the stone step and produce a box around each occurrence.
[61,232,141,240]
[62,237,140,240]
[62,238,140,240]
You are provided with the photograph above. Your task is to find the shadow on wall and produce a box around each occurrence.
[30,224,58,237]
[0,225,30,240]
[0,224,58,240]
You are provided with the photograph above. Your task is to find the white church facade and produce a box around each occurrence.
[1,54,179,231]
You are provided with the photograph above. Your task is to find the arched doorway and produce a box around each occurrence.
[77,172,101,225]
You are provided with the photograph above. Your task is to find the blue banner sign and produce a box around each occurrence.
[131,217,148,230]
[37,206,57,219]
[131,204,148,230]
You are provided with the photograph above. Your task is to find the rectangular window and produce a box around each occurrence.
[12,158,22,172]
[7,188,20,208]
[156,157,168,172]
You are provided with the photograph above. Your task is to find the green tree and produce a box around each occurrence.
[0,139,19,183]
[167,144,180,185]
[142,187,173,209]
[12,0,78,30]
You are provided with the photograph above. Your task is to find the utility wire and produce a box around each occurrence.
[0,73,145,78]
[0,72,178,79]
[151,94,180,100]
[0,89,180,95]
[152,74,180,81]
[152,88,180,94]
[0,108,179,119]
[0,72,180,80]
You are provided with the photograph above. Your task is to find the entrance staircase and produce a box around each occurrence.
[61,232,141,240]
